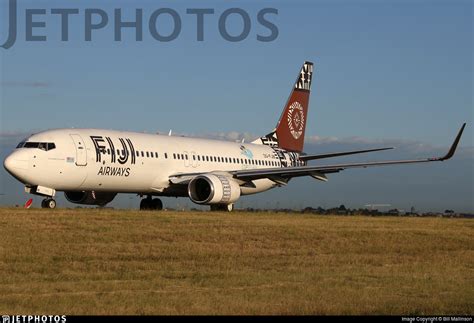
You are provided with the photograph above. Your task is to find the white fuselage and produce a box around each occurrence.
[5,129,302,197]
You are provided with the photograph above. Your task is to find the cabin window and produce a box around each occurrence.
[177,154,180,160]
[173,153,176,159]
[146,152,149,157]
[155,152,159,158]
[185,155,188,160]
[165,153,168,159]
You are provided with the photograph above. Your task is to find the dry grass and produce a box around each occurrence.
[0,208,472,315]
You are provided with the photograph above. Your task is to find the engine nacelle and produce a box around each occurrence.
[64,191,117,206]
[188,174,241,205]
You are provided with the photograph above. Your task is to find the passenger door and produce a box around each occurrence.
[70,134,87,166]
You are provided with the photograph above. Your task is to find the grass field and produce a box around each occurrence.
[0,208,472,315]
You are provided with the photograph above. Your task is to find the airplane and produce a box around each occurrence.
[3,61,466,211]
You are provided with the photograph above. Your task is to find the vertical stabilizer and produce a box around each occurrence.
[253,61,314,153]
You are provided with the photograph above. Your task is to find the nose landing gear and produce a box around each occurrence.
[140,196,163,211]
[41,198,57,209]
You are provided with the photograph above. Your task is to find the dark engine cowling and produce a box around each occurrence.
[64,191,116,206]
[188,174,241,205]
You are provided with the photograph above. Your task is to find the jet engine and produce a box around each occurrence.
[64,191,117,206]
[188,174,241,205]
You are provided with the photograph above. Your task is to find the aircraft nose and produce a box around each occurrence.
[4,151,28,174]
[3,154,14,173]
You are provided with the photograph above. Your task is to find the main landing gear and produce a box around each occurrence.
[140,196,163,211]
[41,198,57,209]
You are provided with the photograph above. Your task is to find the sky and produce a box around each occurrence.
[0,0,472,212]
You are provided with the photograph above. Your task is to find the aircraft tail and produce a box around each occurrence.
[253,61,314,153]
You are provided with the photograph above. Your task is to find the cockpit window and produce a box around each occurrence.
[38,143,47,151]
[20,142,56,151]
[23,142,40,149]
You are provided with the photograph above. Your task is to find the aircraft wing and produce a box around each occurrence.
[233,123,465,181]
[169,123,465,184]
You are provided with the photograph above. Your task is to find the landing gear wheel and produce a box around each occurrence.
[42,198,56,209]
[140,197,163,210]
[152,198,163,210]
[140,198,152,210]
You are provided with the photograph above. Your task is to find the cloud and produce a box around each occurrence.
[1,81,50,88]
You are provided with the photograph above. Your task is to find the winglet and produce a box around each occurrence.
[438,123,466,161]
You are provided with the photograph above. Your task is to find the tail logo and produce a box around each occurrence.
[287,101,305,139]
[295,62,313,90]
